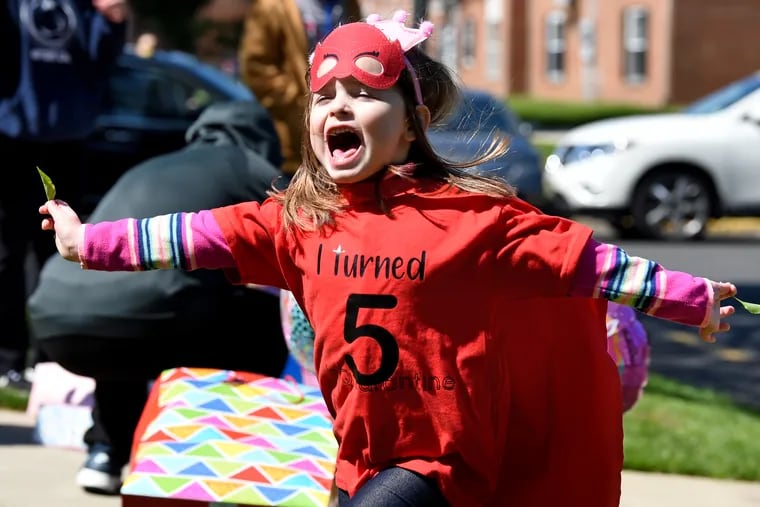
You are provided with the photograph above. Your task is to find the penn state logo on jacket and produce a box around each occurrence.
[20,0,77,62]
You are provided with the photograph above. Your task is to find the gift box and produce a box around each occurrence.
[121,367,337,507]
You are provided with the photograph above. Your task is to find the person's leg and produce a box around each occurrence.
[84,380,147,467]
[339,467,449,507]
[74,379,147,494]
[2,139,88,384]
[0,136,38,387]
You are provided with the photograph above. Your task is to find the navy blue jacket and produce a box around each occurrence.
[0,0,126,141]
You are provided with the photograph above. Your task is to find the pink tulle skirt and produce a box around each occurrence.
[606,302,651,412]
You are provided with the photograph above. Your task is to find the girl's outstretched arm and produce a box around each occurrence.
[570,237,736,342]
[40,199,235,271]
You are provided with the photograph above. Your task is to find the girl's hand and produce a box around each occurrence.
[699,280,738,342]
[39,200,84,263]
[93,0,128,23]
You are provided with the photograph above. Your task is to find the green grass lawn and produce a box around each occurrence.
[0,385,30,411]
[623,373,760,481]
[2,373,758,481]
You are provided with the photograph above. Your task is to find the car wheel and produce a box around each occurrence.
[631,170,713,240]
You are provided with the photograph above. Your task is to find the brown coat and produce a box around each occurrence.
[238,0,361,174]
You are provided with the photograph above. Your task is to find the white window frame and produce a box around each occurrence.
[461,18,476,69]
[623,6,649,84]
[545,11,567,83]
[485,22,502,81]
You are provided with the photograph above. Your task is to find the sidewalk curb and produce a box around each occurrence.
[620,470,760,507]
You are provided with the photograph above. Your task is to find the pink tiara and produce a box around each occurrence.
[366,11,434,52]
[366,11,433,106]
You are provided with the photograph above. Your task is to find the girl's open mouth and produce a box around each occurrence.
[327,127,363,166]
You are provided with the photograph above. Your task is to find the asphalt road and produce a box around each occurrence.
[585,217,760,410]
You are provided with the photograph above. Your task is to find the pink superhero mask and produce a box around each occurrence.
[309,11,434,105]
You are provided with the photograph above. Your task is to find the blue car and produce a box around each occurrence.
[428,89,544,207]
[82,48,253,212]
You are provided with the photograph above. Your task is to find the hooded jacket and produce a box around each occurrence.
[0,0,126,141]
[28,99,285,340]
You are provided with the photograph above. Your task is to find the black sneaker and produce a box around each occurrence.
[0,369,32,392]
[75,444,123,495]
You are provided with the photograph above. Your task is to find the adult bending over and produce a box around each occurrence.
[28,100,289,494]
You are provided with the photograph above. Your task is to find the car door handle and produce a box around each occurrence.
[103,128,139,143]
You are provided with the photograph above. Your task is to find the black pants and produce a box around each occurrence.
[0,135,85,374]
[338,467,449,507]
[39,289,288,467]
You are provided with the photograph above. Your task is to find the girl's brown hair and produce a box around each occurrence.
[271,45,517,231]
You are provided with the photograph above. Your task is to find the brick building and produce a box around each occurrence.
[526,0,760,106]
[199,0,760,107]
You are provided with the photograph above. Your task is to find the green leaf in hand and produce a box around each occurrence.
[37,166,56,200]
[734,297,760,314]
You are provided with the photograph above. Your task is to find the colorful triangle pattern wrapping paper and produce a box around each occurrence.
[121,367,337,506]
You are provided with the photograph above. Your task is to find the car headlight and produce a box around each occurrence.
[562,143,617,165]
[547,138,631,170]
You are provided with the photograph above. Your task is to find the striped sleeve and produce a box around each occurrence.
[81,210,235,271]
[570,238,712,327]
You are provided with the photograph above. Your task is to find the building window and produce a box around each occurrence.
[440,22,458,72]
[622,6,649,83]
[461,18,476,68]
[545,11,566,82]
[485,22,502,81]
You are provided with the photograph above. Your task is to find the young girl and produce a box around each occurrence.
[41,11,736,507]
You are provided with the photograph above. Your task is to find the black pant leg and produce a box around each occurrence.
[340,467,449,507]
[0,136,87,374]
[84,379,148,467]
[0,136,37,373]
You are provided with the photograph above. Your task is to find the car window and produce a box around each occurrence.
[683,73,760,114]
[103,63,215,119]
[161,51,253,101]
[435,93,518,136]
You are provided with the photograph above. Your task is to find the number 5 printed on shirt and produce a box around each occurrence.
[344,294,399,385]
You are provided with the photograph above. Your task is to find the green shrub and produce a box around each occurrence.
[509,95,678,129]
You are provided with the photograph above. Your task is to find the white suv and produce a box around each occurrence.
[543,72,760,240]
